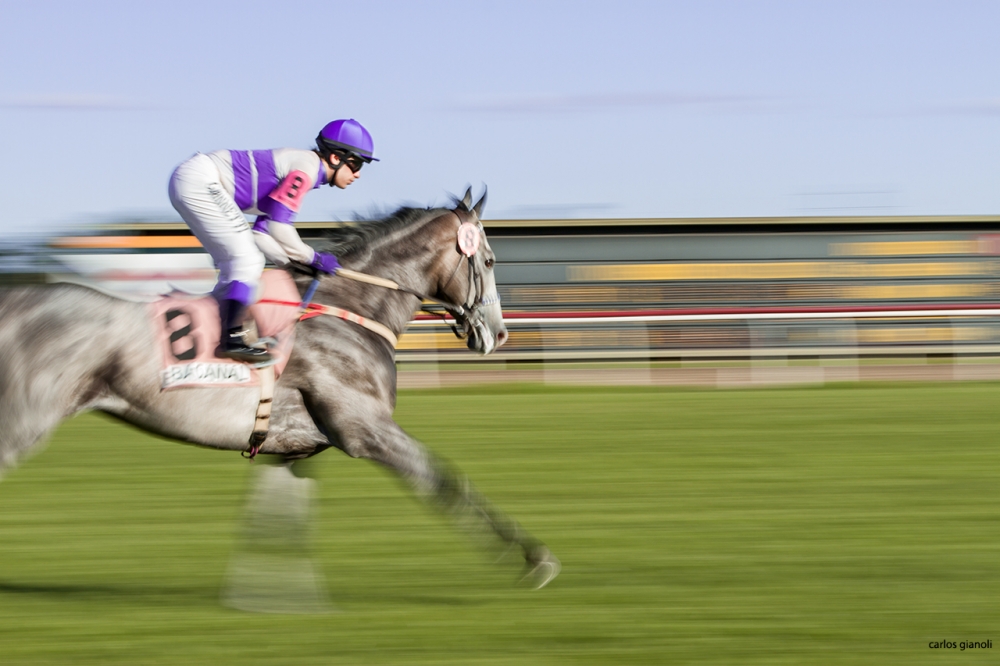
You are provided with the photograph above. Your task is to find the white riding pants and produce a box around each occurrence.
[168,153,265,296]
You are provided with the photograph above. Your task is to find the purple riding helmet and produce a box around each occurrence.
[317,119,378,160]
[316,118,378,186]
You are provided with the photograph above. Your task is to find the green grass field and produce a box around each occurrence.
[2,382,999,665]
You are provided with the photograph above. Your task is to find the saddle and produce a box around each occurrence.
[148,270,302,390]
[147,267,404,459]
[148,270,303,459]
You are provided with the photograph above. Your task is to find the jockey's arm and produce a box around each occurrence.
[251,170,339,273]
[253,219,316,266]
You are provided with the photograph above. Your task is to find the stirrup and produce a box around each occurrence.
[219,344,274,365]
[249,356,279,369]
[219,325,278,366]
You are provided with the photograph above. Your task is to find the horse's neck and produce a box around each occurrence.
[335,220,445,336]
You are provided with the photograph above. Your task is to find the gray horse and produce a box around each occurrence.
[0,190,560,588]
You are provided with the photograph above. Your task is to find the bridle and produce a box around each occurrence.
[420,210,500,342]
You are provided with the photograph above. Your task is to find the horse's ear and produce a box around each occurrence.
[473,186,487,220]
[459,186,473,212]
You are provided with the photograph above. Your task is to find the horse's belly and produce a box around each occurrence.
[101,386,261,451]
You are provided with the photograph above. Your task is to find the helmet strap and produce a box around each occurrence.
[328,161,347,188]
[319,150,346,187]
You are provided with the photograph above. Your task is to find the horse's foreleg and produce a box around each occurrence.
[319,402,559,587]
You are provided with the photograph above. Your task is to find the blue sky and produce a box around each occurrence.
[1,0,998,232]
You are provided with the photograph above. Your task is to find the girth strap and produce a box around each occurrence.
[241,298,395,460]
[243,364,275,460]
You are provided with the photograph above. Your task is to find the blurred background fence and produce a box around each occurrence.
[11,214,1000,386]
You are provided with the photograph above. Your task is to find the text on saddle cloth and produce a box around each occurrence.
[148,270,301,390]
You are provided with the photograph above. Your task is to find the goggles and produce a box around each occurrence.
[343,156,364,173]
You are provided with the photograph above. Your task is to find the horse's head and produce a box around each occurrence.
[431,187,508,355]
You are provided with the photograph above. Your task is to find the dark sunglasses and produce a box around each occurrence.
[344,156,364,173]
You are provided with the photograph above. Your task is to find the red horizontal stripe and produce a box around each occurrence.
[413,303,1000,321]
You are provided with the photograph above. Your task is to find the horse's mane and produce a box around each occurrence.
[317,206,449,257]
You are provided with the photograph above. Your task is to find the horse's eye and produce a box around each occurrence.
[484,257,495,269]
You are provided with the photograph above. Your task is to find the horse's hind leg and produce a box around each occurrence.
[316,396,559,588]
[0,360,89,476]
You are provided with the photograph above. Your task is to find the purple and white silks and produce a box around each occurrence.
[225,149,325,230]
[169,148,328,304]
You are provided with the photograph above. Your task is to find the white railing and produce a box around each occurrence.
[396,305,1000,387]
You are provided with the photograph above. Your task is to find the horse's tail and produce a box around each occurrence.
[0,283,141,475]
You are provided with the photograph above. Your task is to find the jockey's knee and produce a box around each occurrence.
[225,251,266,292]
[236,248,266,276]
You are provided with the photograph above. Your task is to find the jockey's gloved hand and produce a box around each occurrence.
[311,251,341,274]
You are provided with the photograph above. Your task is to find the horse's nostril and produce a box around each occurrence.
[497,329,508,346]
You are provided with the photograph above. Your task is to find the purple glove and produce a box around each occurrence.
[311,251,341,275]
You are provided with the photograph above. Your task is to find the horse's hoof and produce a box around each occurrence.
[520,547,561,590]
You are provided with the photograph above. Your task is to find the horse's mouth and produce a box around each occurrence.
[466,321,507,355]
[467,323,495,355]
[466,327,489,354]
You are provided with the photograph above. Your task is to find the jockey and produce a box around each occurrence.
[168,119,378,363]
